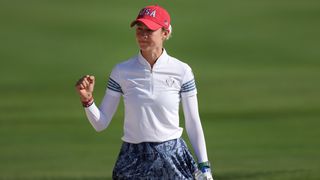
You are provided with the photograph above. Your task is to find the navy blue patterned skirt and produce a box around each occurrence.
[112,138,198,179]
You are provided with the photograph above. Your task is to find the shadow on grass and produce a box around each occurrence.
[1,169,310,180]
[215,169,309,180]
[0,177,112,180]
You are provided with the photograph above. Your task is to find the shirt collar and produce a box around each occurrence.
[138,49,169,69]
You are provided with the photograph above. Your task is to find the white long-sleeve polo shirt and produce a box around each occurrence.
[84,49,209,162]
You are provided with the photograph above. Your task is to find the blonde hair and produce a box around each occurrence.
[164,25,172,40]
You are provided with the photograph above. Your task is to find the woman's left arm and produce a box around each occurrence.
[181,94,208,163]
[182,95,214,179]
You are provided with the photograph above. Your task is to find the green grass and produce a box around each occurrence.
[1,0,320,179]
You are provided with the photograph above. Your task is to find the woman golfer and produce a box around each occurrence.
[75,5,213,180]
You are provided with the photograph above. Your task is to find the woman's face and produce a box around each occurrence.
[135,23,168,51]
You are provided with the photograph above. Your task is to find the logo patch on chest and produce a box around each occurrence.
[166,77,175,87]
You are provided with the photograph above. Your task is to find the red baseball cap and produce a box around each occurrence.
[130,5,171,31]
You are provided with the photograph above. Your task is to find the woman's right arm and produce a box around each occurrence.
[75,75,120,132]
[84,92,120,132]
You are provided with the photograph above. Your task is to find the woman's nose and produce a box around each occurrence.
[138,32,148,39]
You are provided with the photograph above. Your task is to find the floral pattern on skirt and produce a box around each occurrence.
[112,138,197,180]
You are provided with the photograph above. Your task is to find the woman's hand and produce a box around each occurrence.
[75,75,95,102]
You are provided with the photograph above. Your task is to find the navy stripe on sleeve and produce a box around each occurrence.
[180,79,196,93]
[107,78,123,93]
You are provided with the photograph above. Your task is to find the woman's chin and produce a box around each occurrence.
[139,45,150,51]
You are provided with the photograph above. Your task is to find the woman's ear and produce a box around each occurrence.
[162,30,169,40]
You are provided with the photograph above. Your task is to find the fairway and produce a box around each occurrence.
[1,0,320,179]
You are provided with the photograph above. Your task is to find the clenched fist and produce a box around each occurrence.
[75,75,95,102]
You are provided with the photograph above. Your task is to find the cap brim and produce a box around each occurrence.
[130,19,162,30]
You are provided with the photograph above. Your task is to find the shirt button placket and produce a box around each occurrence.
[150,69,154,95]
